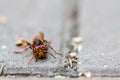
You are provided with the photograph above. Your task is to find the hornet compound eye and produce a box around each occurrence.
[34,40,41,46]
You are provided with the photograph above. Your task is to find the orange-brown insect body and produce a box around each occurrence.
[14,32,59,64]
[32,33,47,59]
[32,40,48,59]
[36,47,47,58]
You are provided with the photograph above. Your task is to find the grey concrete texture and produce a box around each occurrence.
[1,77,120,80]
[78,0,120,77]
[0,0,64,75]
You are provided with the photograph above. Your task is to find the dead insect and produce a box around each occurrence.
[14,32,62,64]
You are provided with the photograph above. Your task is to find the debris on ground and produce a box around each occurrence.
[0,64,4,76]
[58,36,83,78]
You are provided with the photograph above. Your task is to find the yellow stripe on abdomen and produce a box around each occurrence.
[37,50,45,58]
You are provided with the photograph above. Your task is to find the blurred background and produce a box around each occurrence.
[0,0,67,51]
[0,0,80,51]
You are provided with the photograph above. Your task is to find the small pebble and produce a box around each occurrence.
[84,72,92,78]
[0,16,8,24]
[51,59,56,63]
[63,63,69,67]
[35,75,41,77]
[78,72,83,76]
[69,69,78,77]
[78,62,82,65]
[78,44,82,52]
[54,75,65,78]
[60,69,71,76]
[69,52,77,58]
[1,45,7,50]
[70,72,78,77]
[72,62,77,67]
[11,75,16,78]
[72,67,77,71]
[6,75,11,77]
[104,64,108,68]
[101,53,105,56]
[6,75,15,78]
[60,69,78,77]
[46,72,54,77]
[72,37,83,43]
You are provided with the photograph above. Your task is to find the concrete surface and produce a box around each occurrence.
[1,77,120,80]
[78,0,120,77]
[0,0,64,75]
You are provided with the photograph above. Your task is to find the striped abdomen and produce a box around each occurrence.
[35,47,47,58]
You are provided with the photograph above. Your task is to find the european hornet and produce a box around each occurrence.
[14,32,62,64]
